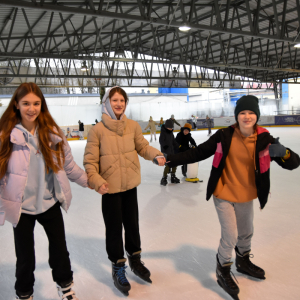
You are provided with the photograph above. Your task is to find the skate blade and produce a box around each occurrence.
[114,282,130,296]
[236,268,266,280]
[144,277,152,284]
[217,280,239,300]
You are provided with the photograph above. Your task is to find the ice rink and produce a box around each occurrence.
[1,127,300,300]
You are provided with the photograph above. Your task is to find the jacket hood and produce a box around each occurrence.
[11,125,62,146]
[101,86,127,120]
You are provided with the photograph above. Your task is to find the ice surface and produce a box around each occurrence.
[1,128,300,300]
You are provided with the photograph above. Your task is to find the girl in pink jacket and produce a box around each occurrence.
[0,83,88,300]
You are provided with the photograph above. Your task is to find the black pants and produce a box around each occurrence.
[102,187,141,263]
[13,202,73,296]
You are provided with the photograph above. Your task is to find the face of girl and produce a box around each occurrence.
[238,110,257,131]
[16,92,42,127]
[110,92,126,119]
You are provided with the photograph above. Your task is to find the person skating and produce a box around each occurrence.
[159,119,180,186]
[166,95,300,300]
[0,83,89,300]
[175,123,197,177]
[170,114,181,128]
[191,115,197,130]
[206,115,212,136]
[78,120,84,140]
[144,116,159,142]
[83,86,165,296]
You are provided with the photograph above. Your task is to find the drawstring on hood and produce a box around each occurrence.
[101,86,127,120]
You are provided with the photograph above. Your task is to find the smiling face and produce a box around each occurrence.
[16,92,42,129]
[110,92,126,119]
[237,110,257,133]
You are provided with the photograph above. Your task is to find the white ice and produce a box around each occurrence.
[1,127,300,300]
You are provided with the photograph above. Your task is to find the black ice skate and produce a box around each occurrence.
[127,252,152,283]
[160,176,168,186]
[112,262,131,296]
[235,247,265,280]
[171,173,180,183]
[216,255,240,300]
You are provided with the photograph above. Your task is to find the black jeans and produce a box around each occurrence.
[13,202,73,296]
[102,187,141,263]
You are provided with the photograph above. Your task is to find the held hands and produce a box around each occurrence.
[153,156,166,166]
[98,183,109,195]
[269,137,287,157]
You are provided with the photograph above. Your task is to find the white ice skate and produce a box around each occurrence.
[57,281,79,300]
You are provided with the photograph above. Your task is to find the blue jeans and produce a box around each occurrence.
[213,196,254,266]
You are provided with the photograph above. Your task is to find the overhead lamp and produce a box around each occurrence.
[115,49,125,57]
[81,61,88,72]
[294,43,300,48]
[179,23,191,32]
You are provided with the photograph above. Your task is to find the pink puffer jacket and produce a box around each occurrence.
[0,127,88,227]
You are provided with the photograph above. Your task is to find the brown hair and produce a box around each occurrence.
[109,86,129,104]
[0,82,65,179]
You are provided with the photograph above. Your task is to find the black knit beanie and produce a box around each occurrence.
[165,119,174,129]
[234,95,260,122]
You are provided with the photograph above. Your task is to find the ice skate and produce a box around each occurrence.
[57,281,79,300]
[127,252,152,283]
[235,247,265,279]
[216,255,240,300]
[112,262,131,296]
[171,173,180,183]
[16,293,33,300]
[160,176,168,186]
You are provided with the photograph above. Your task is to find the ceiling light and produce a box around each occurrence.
[294,43,300,48]
[179,23,191,32]
[115,49,125,57]
[81,61,88,72]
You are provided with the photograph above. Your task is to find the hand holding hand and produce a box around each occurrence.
[153,156,166,166]
[269,138,287,157]
[98,183,109,195]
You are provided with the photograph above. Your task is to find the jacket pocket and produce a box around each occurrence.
[259,145,271,173]
[212,142,223,168]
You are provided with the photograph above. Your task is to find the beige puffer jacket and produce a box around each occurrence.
[84,114,163,194]
[145,120,159,133]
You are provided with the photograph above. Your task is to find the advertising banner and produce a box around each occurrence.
[275,115,300,125]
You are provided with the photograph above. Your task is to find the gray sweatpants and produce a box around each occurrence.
[213,196,254,266]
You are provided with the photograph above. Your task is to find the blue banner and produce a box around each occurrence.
[275,115,300,125]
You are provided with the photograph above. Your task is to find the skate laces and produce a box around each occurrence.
[246,253,261,271]
[57,282,78,300]
[223,267,239,287]
[113,264,129,284]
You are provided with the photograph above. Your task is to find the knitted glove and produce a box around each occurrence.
[269,138,287,157]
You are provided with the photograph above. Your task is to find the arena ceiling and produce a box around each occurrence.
[0,0,300,90]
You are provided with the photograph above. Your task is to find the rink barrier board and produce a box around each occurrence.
[64,115,300,141]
